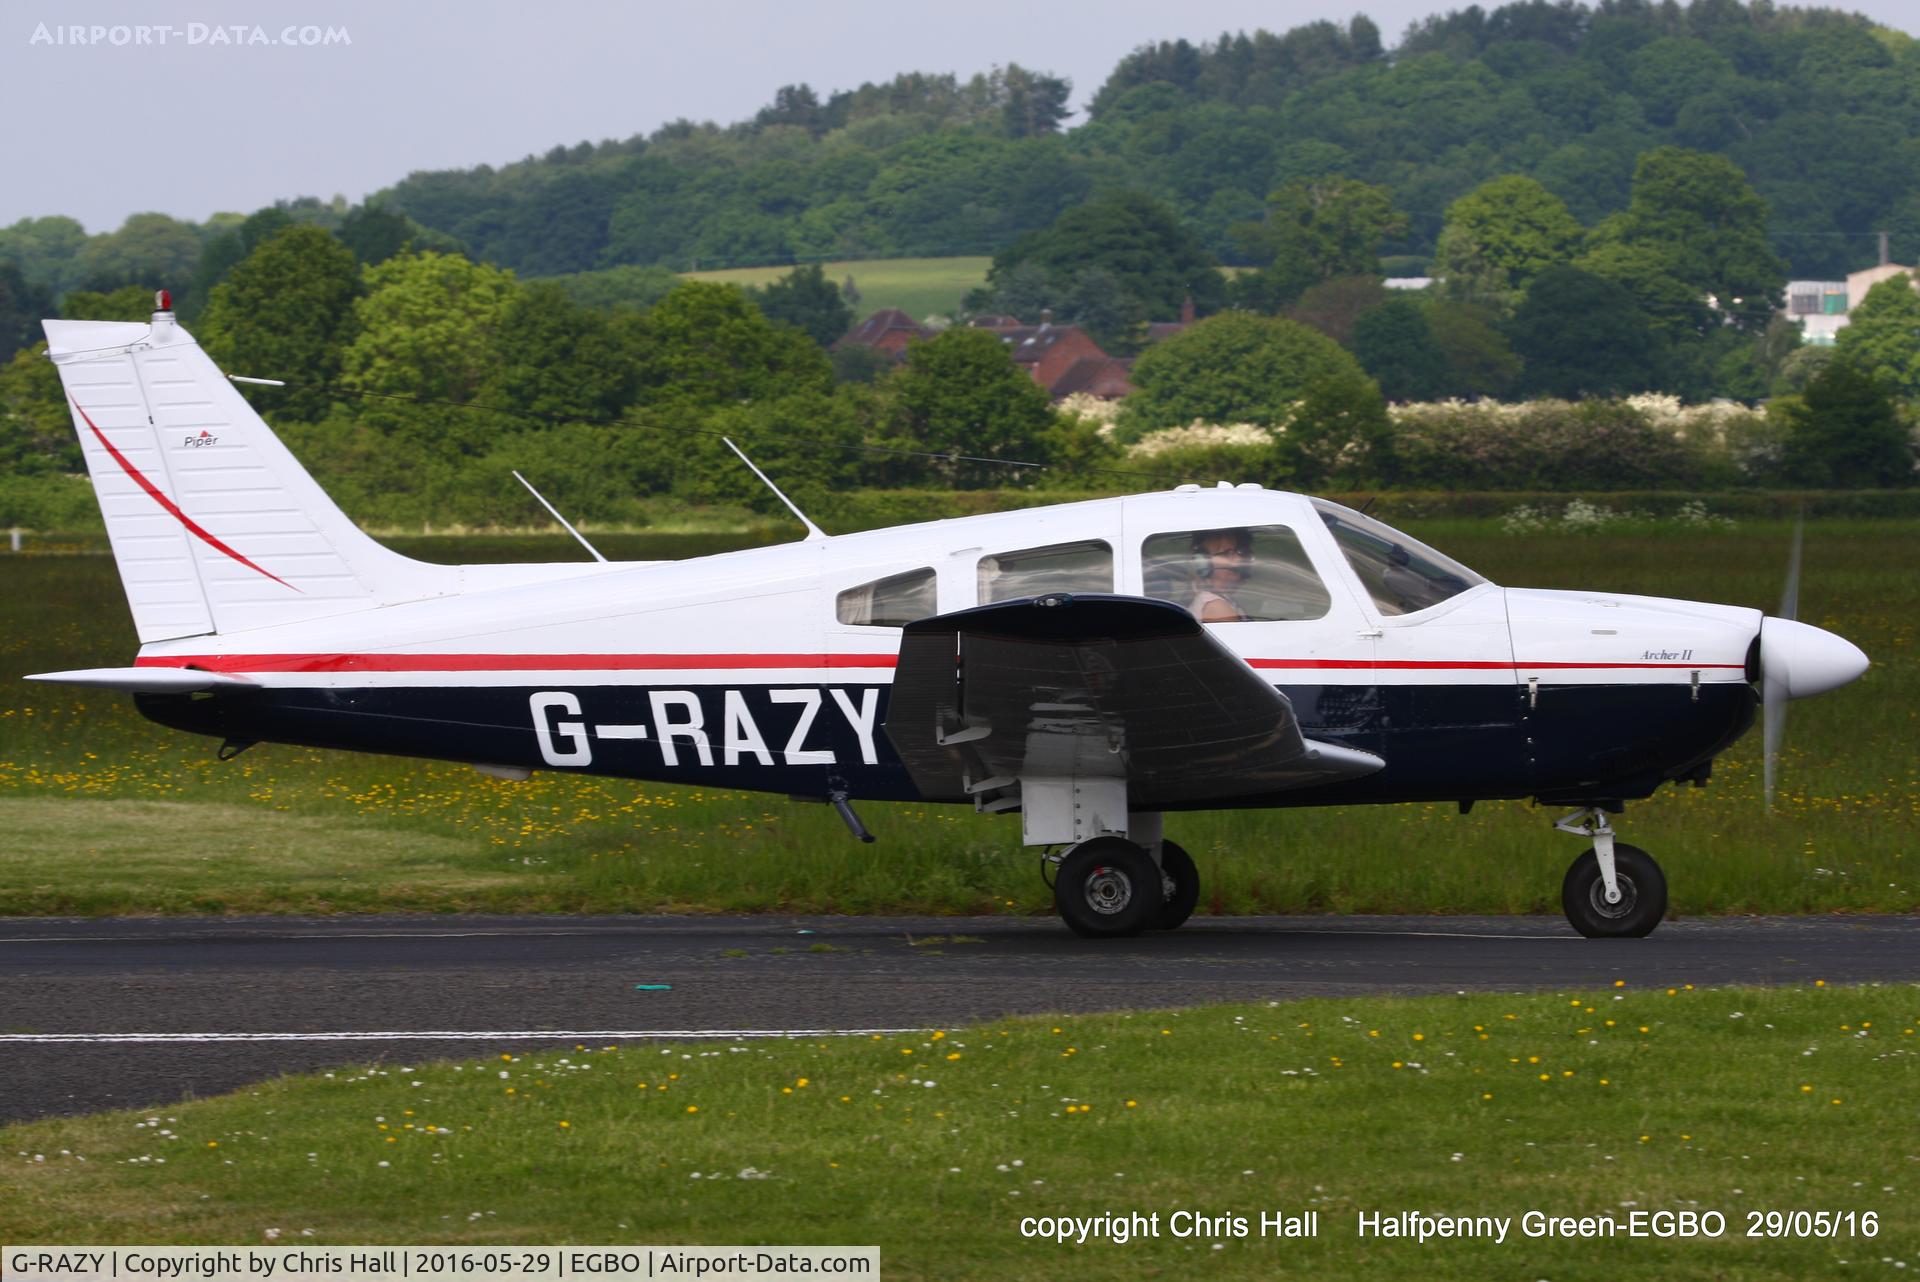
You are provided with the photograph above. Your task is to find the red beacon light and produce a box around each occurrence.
[155,289,172,312]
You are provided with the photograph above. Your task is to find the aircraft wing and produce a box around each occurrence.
[882,594,1383,808]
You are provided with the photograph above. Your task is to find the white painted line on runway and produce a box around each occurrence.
[0,929,692,944]
[0,1029,923,1044]
[1282,928,1574,940]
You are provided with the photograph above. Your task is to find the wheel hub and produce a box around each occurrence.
[1084,865,1133,916]
[1587,874,1638,920]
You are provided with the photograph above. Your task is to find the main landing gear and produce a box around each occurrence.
[1046,834,1200,938]
[1554,807,1668,938]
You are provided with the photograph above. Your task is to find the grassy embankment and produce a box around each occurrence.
[2,984,1915,1277]
[681,256,991,323]
[0,517,1912,917]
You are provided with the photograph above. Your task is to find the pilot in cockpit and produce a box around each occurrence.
[1189,527,1253,624]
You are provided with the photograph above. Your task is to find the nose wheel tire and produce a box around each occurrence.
[1561,842,1667,938]
[1055,837,1164,938]
[1153,840,1200,931]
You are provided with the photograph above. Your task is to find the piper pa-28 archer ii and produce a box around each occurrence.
[30,297,1870,938]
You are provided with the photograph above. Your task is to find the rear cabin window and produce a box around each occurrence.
[978,540,1113,604]
[836,567,937,627]
[1141,526,1332,623]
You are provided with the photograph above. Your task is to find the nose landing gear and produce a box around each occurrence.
[1554,807,1668,938]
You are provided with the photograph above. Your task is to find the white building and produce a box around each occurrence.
[1782,264,1917,346]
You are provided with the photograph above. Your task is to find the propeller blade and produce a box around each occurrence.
[1765,508,1803,810]
[1763,671,1788,811]
[1779,509,1803,622]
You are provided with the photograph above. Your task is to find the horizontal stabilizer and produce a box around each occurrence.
[25,667,254,694]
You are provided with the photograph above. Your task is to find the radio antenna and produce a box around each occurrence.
[723,437,827,540]
[512,470,607,563]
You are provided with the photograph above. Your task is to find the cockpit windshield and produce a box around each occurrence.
[1312,500,1488,617]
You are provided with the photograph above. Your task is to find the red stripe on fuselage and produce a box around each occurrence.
[73,398,300,593]
[1246,659,1745,671]
[133,653,1743,675]
[134,653,904,673]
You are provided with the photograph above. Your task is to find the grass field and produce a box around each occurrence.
[0,516,1912,918]
[3,984,1914,1276]
[681,257,991,323]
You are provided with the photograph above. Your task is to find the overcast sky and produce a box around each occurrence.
[7,0,1917,233]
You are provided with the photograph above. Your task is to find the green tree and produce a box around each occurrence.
[980,191,1226,345]
[1351,298,1450,401]
[60,285,156,320]
[1577,148,1784,336]
[181,207,295,319]
[1508,266,1658,398]
[686,390,866,515]
[628,281,832,413]
[1432,176,1584,308]
[0,344,78,473]
[1281,363,1393,487]
[1122,311,1379,433]
[0,216,89,293]
[196,227,363,422]
[1232,177,1406,312]
[478,282,639,421]
[337,204,427,266]
[747,264,856,346]
[1835,275,1920,401]
[993,64,1074,138]
[1282,274,1389,346]
[73,212,205,293]
[873,327,1054,488]
[0,263,53,362]
[339,252,520,457]
[545,264,683,313]
[1425,300,1521,398]
[1780,357,1914,488]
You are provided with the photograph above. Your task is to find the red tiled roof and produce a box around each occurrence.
[832,308,931,351]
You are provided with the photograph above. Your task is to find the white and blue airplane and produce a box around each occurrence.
[28,297,1870,938]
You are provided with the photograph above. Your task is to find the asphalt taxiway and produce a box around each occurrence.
[3,913,1916,1123]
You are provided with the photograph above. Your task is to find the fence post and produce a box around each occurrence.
[9,527,18,553]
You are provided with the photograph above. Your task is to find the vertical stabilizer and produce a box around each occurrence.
[44,302,454,642]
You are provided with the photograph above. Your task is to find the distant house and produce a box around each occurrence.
[1780,264,1916,347]
[1785,280,1850,346]
[1008,323,1112,394]
[1049,355,1135,400]
[831,308,932,359]
[1847,263,1915,310]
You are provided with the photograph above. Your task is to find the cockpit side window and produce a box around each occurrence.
[836,567,937,627]
[978,540,1112,604]
[1141,525,1331,623]
[1313,500,1487,617]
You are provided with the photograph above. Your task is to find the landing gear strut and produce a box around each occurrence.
[1554,807,1667,938]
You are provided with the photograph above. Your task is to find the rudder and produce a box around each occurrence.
[45,299,451,643]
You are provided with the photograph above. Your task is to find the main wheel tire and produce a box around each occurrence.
[1055,837,1164,938]
[1153,840,1200,931]
[1561,843,1667,938]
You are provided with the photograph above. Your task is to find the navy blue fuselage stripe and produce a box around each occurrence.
[133,681,1757,810]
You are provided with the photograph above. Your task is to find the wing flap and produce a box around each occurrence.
[883,594,1382,806]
